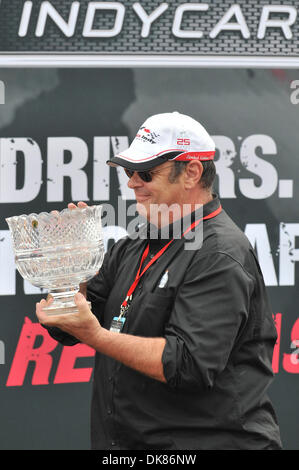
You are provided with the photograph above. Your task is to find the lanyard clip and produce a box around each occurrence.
[119,295,132,320]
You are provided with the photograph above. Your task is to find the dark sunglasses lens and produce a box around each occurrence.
[124,169,134,178]
[124,168,152,182]
[138,171,152,183]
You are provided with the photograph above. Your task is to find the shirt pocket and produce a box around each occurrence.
[129,291,174,337]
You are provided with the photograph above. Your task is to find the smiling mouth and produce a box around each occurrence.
[135,194,151,201]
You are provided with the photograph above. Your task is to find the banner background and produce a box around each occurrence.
[1,0,299,67]
[0,67,299,449]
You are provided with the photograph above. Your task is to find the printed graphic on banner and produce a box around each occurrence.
[0,80,5,104]
[1,312,299,387]
[0,67,298,450]
[0,0,298,66]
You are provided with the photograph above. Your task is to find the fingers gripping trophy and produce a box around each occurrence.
[6,202,105,315]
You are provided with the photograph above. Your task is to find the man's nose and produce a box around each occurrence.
[127,171,144,188]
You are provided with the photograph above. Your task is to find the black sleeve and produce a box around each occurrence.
[41,324,80,346]
[162,252,254,391]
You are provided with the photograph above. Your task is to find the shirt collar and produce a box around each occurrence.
[145,193,220,240]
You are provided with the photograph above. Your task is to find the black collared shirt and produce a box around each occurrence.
[47,195,282,450]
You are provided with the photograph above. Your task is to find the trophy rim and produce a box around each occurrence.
[5,204,102,225]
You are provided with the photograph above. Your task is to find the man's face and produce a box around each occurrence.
[126,162,185,226]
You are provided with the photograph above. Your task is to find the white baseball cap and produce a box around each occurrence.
[107,111,215,171]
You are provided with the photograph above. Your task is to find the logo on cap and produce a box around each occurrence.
[136,126,160,144]
[177,138,191,146]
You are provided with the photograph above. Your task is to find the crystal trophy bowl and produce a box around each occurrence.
[6,205,104,315]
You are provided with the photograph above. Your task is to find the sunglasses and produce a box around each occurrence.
[124,164,174,183]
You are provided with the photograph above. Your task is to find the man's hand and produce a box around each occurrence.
[68,201,88,210]
[36,293,102,349]
[37,294,167,383]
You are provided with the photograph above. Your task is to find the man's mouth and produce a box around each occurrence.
[135,193,151,202]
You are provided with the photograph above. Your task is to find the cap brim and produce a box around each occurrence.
[107,149,183,171]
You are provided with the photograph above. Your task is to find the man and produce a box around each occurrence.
[36,111,282,450]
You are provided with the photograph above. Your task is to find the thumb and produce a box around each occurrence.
[74,292,90,312]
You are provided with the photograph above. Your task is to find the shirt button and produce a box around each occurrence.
[111,441,116,446]
[107,408,112,415]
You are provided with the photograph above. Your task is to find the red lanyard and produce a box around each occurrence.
[119,204,222,315]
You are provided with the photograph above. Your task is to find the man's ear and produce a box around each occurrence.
[184,161,203,188]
